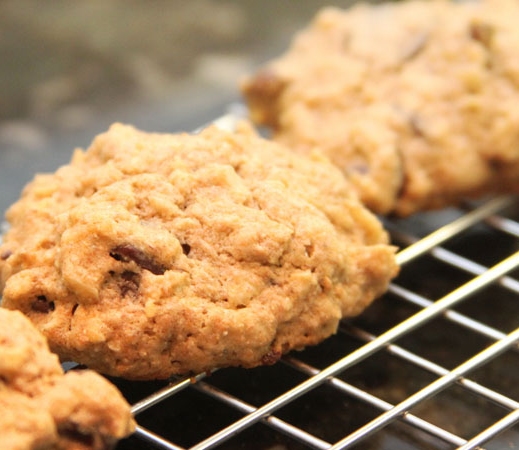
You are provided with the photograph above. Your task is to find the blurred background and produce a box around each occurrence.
[0,0,362,216]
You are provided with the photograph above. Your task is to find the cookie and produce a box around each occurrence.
[241,0,519,216]
[0,121,398,380]
[0,308,135,450]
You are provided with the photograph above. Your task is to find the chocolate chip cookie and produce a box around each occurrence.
[242,0,519,215]
[0,121,398,380]
[0,308,135,450]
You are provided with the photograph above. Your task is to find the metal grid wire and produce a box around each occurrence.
[111,165,519,449]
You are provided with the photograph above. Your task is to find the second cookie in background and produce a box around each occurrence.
[242,0,519,216]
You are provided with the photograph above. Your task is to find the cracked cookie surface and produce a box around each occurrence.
[0,308,135,450]
[0,122,398,380]
[242,0,519,215]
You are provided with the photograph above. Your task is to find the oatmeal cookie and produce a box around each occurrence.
[242,0,519,216]
[0,308,135,450]
[0,121,398,380]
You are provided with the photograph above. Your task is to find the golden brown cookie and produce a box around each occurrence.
[242,0,519,216]
[0,121,398,380]
[0,308,135,450]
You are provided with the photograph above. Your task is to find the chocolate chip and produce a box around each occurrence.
[119,270,141,297]
[347,162,370,175]
[110,244,166,275]
[243,69,286,127]
[261,348,282,365]
[181,243,191,256]
[408,114,425,138]
[247,69,283,98]
[31,295,55,313]
[400,32,429,62]
[469,22,494,48]
[0,250,12,260]
[104,270,141,297]
[59,423,94,447]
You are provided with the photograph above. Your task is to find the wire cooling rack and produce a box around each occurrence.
[110,134,519,450]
